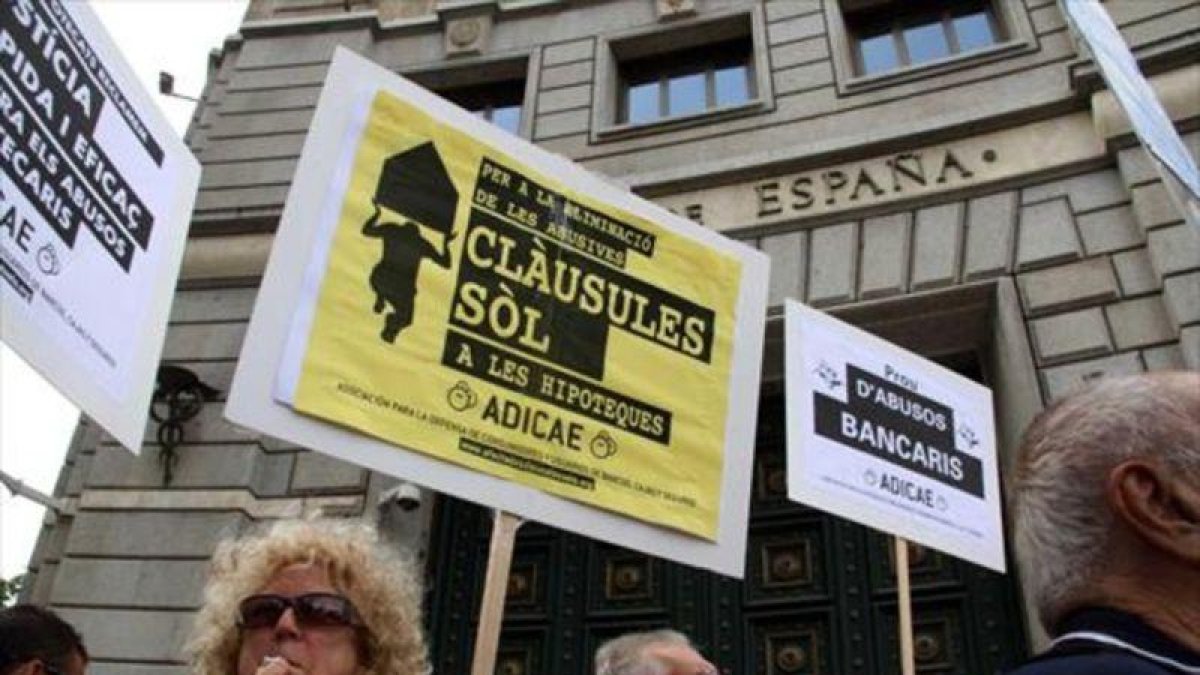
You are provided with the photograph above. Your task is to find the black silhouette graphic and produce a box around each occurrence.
[363,203,456,341]
[364,142,460,343]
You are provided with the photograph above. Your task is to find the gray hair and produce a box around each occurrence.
[594,629,692,675]
[1010,371,1200,633]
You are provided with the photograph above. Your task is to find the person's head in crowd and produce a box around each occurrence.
[0,604,88,675]
[594,629,718,675]
[1010,371,1200,645]
[186,518,429,675]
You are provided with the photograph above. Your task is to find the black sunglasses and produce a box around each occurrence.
[237,593,363,630]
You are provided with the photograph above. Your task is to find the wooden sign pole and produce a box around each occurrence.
[471,509,524,675]
[895,536,915,675]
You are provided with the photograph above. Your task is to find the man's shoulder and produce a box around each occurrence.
[1006,650,1181,675]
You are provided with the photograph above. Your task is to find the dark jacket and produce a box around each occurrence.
[1006,607,1200,674]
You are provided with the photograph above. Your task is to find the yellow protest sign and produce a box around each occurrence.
[290,89,743,539]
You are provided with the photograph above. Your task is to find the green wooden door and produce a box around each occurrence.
[426,393,1027,674]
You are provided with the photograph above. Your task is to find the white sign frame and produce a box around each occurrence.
[226,48,769,578]
[0,0,200,451]
[784,300,1005,572]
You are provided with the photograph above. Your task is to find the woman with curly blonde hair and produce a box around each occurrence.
[185,518,429,675]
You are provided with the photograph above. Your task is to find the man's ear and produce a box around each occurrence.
[1108,460,1200,564]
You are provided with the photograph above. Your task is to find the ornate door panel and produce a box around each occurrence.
[426,394,1027,674]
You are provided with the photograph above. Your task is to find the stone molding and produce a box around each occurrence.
[180,234,275,281]
[656,113,1106,233]
[1090,64,1200,142]
[74,489,362,519]
[180,111,1120,281]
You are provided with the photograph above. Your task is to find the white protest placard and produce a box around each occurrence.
[0,0,200,451]
[784,300,1005,572]
[227,48,769,577]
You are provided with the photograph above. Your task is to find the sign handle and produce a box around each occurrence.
[895,536,915,675]
[471,509,524,675]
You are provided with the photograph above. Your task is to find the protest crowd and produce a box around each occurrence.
[3,1,1199,674]
[4,371,1196,674]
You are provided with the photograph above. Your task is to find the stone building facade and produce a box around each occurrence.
[20,1,1199,673]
